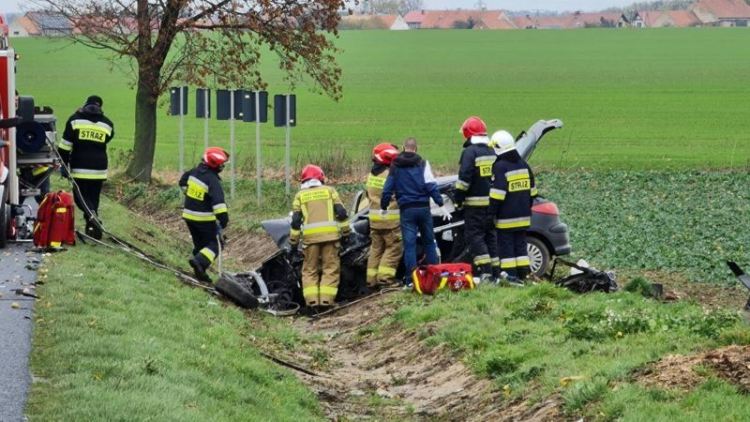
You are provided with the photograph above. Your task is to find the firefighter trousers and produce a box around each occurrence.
[496,229,529,279]
[367,227,402,287]
[185,220,220,271]
[464,206,498,277]
[72,178,103,221]
[302,240,340,307]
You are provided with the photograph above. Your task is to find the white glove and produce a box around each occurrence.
[438,206,452,222]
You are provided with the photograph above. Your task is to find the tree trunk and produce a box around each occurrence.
[126,70,158,183]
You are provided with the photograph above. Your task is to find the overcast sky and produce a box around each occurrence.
[0,0,638,14]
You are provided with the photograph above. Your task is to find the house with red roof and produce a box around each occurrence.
[632,10,701,28]
[691,0,750,26]
[474,11,516,30]
[512,15,537,29]
[9,12,72,37]
[339,14,409,30]
[568,11,628,28]
[404,10,516,29]
[404,10,426,29]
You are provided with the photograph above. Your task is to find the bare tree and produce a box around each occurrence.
[34,0,347,182]
[364,0,422,15]
[398,0,423,15]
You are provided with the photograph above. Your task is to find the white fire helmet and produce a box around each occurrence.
[490,130,515,155]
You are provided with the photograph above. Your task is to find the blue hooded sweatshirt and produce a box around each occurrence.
[381,151,443,210]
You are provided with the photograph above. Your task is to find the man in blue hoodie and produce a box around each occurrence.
[381,138,452,284]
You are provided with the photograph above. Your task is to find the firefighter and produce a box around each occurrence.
[489,130,538,285]
[455,116,499,283]
[365,143,402,289]
[289,165,350,308]
[58,95,115,240]
[179,147,230,283]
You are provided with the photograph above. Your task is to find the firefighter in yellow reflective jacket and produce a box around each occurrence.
[365,143,402,289]
[489,131,537,284]
[290,165,350,308]
[179,147,230,283]
[58,95,114,240]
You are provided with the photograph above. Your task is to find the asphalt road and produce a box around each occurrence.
[0,242,39,422]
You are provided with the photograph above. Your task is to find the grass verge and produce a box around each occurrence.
[388,282,750,420]
[26,196,324,421]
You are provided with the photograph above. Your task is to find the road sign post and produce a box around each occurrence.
[255,93,261,202]
[242,91,268,203]
[170,86,188,173]
[197,88,211,149]
[229,89,235,200]
[217,89,243,200]
[274,94,296,195]
[285,95,291,195]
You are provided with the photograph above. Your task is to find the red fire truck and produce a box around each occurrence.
[0,15,59,248]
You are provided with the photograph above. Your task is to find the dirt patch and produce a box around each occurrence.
[282,294,563,421]
[225,231,279,269]
[637,345,750,393]
[640,270,748,310]
[502,395,563,422]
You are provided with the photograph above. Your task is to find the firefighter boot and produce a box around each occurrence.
[86,216,103,240]
[189,257,212,284]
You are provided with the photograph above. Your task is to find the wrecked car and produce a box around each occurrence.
[219,119,571,309]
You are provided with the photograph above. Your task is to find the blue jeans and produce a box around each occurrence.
[400,207,439,278]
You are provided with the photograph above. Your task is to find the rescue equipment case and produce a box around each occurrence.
[412,263,475,295]
[34,191,75,249]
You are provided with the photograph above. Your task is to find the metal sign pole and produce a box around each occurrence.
[255,91,262,203]
[229,89,236,200]
[203,89,209,149]
[178,87,185,174]
[285,94,291,195]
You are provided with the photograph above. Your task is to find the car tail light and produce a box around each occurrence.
[532,201,559,216]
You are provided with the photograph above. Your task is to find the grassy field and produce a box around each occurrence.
[539,170,750,283]
[27,196,324,421]
[26,184,750,420]
[16,27,750,421]
[12,28,750,171]
[389,282,750,420]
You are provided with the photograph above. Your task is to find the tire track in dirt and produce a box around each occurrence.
[291,295,562,421]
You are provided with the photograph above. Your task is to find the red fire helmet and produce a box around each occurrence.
[300,164,325,182]
[460,116,487,139]
[203,147,230,169]
[372,143,399,165]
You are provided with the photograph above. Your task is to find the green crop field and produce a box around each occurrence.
[12,28,750,172]
[18,26,750,422]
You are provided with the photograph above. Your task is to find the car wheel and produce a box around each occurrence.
[215,275,259,309]
[527,236,550,277]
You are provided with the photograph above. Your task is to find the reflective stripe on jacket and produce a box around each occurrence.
[179,164,229,227]
[455,137,495,207]
[290,184,349,244]
[366,166,399,230]
[490,153,537,231]
[58,109,114,180]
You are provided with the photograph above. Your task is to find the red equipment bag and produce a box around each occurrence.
[34,191,76,249]
[412,263,475,295]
